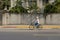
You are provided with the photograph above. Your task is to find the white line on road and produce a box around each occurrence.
[33,34,60,36]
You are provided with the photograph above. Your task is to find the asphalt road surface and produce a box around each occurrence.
[0,29,60,40]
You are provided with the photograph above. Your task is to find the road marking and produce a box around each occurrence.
[33,34,60,36]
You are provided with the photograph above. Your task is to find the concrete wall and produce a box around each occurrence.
[2,13,60,25]
[2,13,44,25]
[46,14,60,25]
[2,13,21,25]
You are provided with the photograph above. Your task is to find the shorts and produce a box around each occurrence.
[35,23,39,27]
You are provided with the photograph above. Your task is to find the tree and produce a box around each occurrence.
[9,0,27,13]
[44,0,60,24]
[54,0,60,13]
[9,6,27,13]
[44,0,60,13]
[0,0,10,10]
[27,3,40,14]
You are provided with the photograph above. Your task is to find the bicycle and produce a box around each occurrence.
[29,23,43,30]
[29,23,35,30]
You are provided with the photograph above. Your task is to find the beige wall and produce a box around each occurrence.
[2,13,60,25]
[2,13,44,25]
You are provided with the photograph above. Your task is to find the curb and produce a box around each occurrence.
[0,25,60,29]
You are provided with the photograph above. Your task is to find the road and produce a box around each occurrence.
[0,29,60,40]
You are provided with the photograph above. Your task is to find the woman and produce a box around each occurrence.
[34,16,40,28]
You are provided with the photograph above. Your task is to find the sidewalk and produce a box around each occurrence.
[0,25,60,29]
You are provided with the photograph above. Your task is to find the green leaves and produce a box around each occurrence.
[55,0,60,13]
[0,0,10,10]
[44,0,60,13]
[9,0,27,13]
[27,3,39,13]
[44,4,57,13]
[9,6,27,13]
